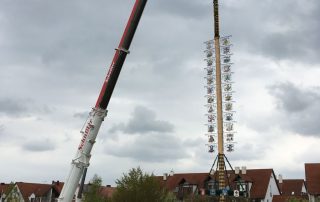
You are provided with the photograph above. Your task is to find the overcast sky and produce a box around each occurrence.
[1,0,320,186]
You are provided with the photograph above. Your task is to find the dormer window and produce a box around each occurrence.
[237,182,247,192]
[29,193,36,202]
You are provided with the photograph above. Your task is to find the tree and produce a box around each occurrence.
[163,191,177,202]
[83,174,109,202]
[287,197,308,202]
[184,194,209,202]
[111,167,169,202]
[4,182,20,202]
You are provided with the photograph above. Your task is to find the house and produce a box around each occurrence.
[0,183,10,202]
[157,172,211,200]
[51,181,64,201]
[278,179,308,196]
[305,163,320,202]
[4,182,52,202]
[228,169,281,202]
[157,168,281,202]
[99,185,116,199]
[273,178,308,202]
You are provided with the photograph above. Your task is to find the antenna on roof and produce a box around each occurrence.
[278,174,283,183]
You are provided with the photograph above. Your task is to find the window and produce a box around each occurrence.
[238,183,246,192]
[206,180,218,196]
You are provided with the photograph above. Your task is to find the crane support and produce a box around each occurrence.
[58,1,147,201]
[96,0,147,110]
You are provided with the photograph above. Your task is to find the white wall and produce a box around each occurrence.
[263,173,280,202]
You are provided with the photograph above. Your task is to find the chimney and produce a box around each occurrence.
[278,174,283,183]
[241,166,247,175]
[163,173,168,181]
[170,170,174,176]
[106,185,111,188]
[235,167,240,174]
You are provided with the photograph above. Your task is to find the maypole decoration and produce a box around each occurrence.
[204,36,235,155]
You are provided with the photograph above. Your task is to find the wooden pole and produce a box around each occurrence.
[213,0,226,201]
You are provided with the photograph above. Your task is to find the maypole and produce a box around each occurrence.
[204,0,235,201]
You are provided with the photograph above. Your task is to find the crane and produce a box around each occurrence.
[58,1,148,201]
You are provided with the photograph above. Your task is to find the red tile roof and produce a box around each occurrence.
[0,183,10,195]
[279,179,305,196]
[100,186,116,198]
[52,181,64,194]
[16,182,52,201]
[157,173,211,191]
[305,163,320,195]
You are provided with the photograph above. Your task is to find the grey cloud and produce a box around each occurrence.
[270,83,319,112]
[150,0,208,20]
[260,33,308,61]
[0,0,207,110]
[0,124,4,135]
[0,0,131,93]
[262,1,320,63]
[22,139,56,152]
[269,82,320,136]
[0,98,52,117]
[73,111,89,119]
[183,137,204,148]
[222,0,320,63]
[109,106,174,134]
[0,0,206,111]
[0,98,28,116]
[106,133,189,162]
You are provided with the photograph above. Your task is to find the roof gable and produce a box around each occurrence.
[305,163,320,195]
[279,179,305,196]
[243,169,274,199]
[16,182,52,201]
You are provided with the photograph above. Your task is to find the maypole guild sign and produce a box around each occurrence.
[203,36,236,154]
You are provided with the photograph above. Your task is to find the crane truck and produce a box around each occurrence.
[58,0,148,201]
